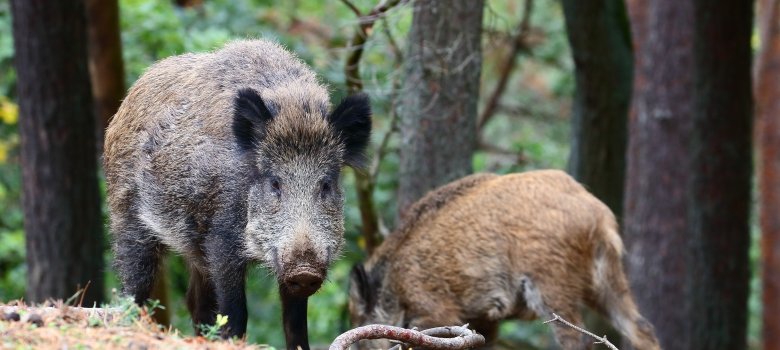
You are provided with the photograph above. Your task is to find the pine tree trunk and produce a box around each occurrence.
[11,0,105,305]
[396,0,484,219]
[625,0,752,348]
[757,1,780,348]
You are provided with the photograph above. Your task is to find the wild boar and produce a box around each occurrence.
[349,170,660,350]
[104,39,371,350]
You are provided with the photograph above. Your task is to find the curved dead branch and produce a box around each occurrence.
[329,324,485,350]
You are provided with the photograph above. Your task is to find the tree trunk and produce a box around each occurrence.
[396,0,484,219]
[11,0,105,305]
[757,1,780,348]
[85,0,125,152]
[625,0,752,349]
[561,0,632,342]
[562,0,632,219]
[687,2,752,348]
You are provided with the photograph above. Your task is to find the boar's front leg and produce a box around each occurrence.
[205,236,249,338]
[186,266,218,334]
[280,287,309,350]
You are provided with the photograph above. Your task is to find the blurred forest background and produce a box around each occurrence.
[0,0,776,349]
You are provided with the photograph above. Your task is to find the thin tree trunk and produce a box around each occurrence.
[757,1,780,348]
[562,0,632,219]
[12,0,105,304]
[396,0,484,219]
[625,0,752,348]
[561,0,632,342]
[85,0,125,152]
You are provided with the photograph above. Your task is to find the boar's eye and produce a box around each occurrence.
[268,177,281,198]
[320,180,332,199]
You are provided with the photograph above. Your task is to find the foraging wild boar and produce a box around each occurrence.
[104,39,371,350]
[349,170,660,350]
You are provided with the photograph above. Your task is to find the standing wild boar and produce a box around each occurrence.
[104,39,371,350]
[349,170,660,350]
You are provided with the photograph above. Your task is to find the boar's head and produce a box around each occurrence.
[348,263,406,350]
[234,87,371,298]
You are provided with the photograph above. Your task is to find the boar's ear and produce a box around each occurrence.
[349,263,377,313]
[328,93,372,168]
[233,88,275,152]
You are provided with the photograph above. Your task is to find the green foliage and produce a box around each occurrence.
[0,0,14,98]
[0,0,764,349]
[198,314,229,341]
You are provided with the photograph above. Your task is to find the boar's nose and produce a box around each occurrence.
[285,271,324,297]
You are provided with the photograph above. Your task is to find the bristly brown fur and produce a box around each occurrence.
[374,173,498,265]
[353,170,660,350]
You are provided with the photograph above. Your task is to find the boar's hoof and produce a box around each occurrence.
[284,270,324,297]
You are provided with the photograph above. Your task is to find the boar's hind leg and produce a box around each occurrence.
[186,267,218,334]
[204,235,249,338]
[520,277,590,350]
[113,221,164,306]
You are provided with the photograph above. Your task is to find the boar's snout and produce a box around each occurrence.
[274,241,331,297]
[284,269,324,297]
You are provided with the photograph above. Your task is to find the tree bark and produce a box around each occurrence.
[562,0,632,219]
[11,0,105,305]
[687,2,752,348]
[85,0,125,151]
[757,1,780,348]
[396,0,484,219]
[625,0,752,349]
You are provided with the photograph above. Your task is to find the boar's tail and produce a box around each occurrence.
[591,214,661,350]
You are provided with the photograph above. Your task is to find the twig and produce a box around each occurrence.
[343,0,403,93]
[544,313,619,350]
[341,0,405,253]
[381,16,403,63]
[77,280,91,307]
[477,0,535,131]
[329,324,485,350]
[478,140,527,163]
[369,85,398,180]
[339,0,362,18]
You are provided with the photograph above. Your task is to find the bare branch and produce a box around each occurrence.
[478,140,526,160]
[370,110,399,181]
[341,0,405,254]
[381,17,403,63]
[329,324,486,350]
[544,313,619,350]
[343,0,403,93]
[477,0,535,131]
[339,0,363,18]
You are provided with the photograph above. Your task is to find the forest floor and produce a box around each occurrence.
[0,299,271,350]
[0,298,545,350]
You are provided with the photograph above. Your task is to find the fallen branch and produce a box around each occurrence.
[329,324,485,350]
[544,313,619,350]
